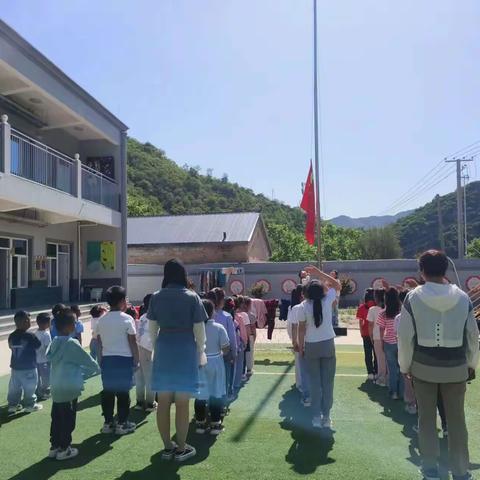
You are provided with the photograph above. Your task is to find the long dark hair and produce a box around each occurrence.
[290,284,303,309]
[385,287,401,318]
[306,280,325,328]
[206,287,225,309]
[162,259,188,288]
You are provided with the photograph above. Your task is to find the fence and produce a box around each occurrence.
[81,164,119,210]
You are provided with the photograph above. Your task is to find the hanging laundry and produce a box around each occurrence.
[279,299,291,321]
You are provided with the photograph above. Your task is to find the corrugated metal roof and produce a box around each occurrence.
[127,212,262,245]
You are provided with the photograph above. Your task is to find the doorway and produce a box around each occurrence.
[0,248,9,309]
[47,243,71,303]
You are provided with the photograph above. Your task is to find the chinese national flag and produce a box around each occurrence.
[301,163,316,245]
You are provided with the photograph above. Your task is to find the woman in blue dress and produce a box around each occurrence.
[148,259,208,462]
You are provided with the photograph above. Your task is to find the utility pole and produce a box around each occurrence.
[435,194,446,251]
[462,167,470,253]
[445,158,473,259]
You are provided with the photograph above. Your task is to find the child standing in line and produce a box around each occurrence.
[207,288,237,401]
[50,304,66,340]
[89,305,107,361]
[47,308,99,461]
[368,289,387,386]
[70,305,84,345]
[233,296,250,390]
[134,294,156,412]
[195,300,230,435]
[377,287,404,400]
[356,289,377,380]
[35,312,52,400]
[7,311,42,414]
[96,286,139,435]
[245,297,256,377]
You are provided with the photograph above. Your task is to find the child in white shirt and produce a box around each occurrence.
[35,312,52,400]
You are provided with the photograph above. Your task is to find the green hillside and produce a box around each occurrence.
[394,181,480,258]
[127,138,305,230]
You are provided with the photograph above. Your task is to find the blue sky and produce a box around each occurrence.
[2,1,479,218]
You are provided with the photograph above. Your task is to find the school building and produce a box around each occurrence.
[127,213,272,266]
[0,20,128,309]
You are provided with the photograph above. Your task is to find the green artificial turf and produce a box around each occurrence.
[1,345,479,480]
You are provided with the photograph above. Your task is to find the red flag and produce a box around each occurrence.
[301,164,316,245]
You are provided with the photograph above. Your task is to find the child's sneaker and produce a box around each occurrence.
[48,448,59,459]
[301,397,312,407]
[322,416,334,430]
[367,373,375,381]
[405,404,417,415]
[195,421,208,434]
[442,429,449,439]
[420,467,440,480]
[24,403,43,413]
[7,404,23,414]
[161,442,178,461]
[174,444,196,462]
[101,422,115,434]
[133,402,144,411]
[210,422,224,436]
[452,473,473,480]
[145,402,157,413]
[56,446,79,461]
[115,421,136,435]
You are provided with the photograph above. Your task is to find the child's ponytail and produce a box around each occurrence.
[306,280,325,328]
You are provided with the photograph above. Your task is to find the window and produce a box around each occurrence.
[46,243,69,287]
[0,237,9,249]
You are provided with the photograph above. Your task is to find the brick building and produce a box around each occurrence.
[127,213,271,265]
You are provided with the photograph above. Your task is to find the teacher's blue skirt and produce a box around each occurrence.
[151,331,198,394]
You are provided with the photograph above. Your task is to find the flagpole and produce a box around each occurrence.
[313,0,322,269]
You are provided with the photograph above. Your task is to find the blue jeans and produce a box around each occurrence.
[384,342,404,396]
[8,368,38,408]
[89,338,98,361]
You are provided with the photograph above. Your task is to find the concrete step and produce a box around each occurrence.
[0,304,94,340]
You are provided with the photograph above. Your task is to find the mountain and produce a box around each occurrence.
[329,211,413,229]
[126,138,305,230]
[394,181,480,258]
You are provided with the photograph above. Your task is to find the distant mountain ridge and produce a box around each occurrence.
[329,211,413,229]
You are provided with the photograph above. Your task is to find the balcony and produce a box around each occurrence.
[1,116,120,212]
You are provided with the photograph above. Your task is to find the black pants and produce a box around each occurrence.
[101,390,130,424]
[437,391,447,431]
[362,336,377,375]
[194,398,223,423]
[267,317,275,340]
[50,399,78,449]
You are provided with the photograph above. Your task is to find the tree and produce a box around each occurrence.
[268,224,316,262]
[359,227,403,259]
[467,238,480,258]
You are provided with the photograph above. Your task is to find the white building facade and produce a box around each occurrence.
[0,20,128,309]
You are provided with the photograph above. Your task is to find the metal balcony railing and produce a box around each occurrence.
[81,164,119,210]
[10,128,77,195]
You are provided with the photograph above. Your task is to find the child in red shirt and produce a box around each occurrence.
[356,289,377,380]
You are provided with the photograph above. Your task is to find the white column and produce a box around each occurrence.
[1,114,11,174]
[75,153,81,198]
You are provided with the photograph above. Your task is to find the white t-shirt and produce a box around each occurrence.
[298,288,337,343]
[35,329,51,364]
[367,306,383,341]
[90,316,100,339]
[286,304,304,340]
[136,313,153,351]
[95,311,136,357]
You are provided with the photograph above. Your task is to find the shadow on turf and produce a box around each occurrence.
[358,380,467,480]
[254,359,293,367]
[279,386,335,475]
[114,420,218,480]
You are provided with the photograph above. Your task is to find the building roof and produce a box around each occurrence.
[128,212,267,246]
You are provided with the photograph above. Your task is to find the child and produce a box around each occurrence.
[195,299,230,435]
[7,311,42,413]
[367,289,387,386]
[207,288,237,401]
[356,289,377,380]
[47,308,99,460]
[70,305,84,345]
[89,305,106,361]
[50,304,66,340]
[96,285,139,435]
[244,297,257,377]
[35,312,52,400]
[233,296,250,390]
[134,294,156,412]
[377,287,404,400]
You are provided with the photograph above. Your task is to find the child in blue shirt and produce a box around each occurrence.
[47,308,99,461]
[7,310,42,413]
[194,299,230,435]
